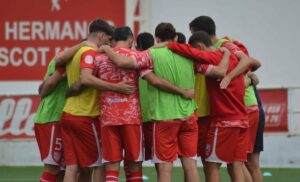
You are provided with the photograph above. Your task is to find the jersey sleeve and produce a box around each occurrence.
[131,50,153,69]
[194,63,214,75]
[80,49,96,70]
[168,42,222,65]
[131,50,153,77]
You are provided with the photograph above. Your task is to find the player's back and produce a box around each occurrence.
[94,47,142,126]
[146,47,197,121]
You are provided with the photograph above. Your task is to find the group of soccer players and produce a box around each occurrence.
[34,15,265,182]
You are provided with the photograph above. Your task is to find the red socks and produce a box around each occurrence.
[127,171,143,182]
[40,172,57,182]
[106,170,119,182]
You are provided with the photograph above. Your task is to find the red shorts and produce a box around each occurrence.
[152,113,198,163]
[143,122,153,161]
[205,122,248,164]
[197,116,211,158]
[101,124,143,163]
[35,122,63,166]
[61,113,102,167]
[247,106,259,153]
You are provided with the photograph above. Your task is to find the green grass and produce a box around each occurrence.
[0,166,299,182]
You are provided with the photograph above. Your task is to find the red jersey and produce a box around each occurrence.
[168,42,248,128]
[81,48,152,126]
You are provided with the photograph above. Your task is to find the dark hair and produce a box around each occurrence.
[136,32,155,50]
[188,31,213,47]
[176,32,186,43]
[89,19,113,36]
[113,26,133,41]
[189,16,216,36]
[155,23,176,42]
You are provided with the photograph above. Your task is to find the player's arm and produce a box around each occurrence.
[39,71,64,98]
[143,72,194,99]
[205,47,231,78]
[56,41,97,66]
[219,51,253,89]
[167,42,220,65]
[97,45,137,69]
[80,68,136,94]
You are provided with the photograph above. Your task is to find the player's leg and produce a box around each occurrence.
[152,121,179,182]
[246,118,264,182]
[122,125,143,182]
[197,116,210,180]
[93,166,105,182]
[178,113,200,182]
[35,122,63,182]
[228,127,249,182]
[205,123,241,182]
[101,125,122,181]
[246,152,263,182]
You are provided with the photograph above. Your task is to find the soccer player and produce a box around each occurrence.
[136,32,155,163]
[34,39,94,182]
[57,19,135,182]
[34,56,67,182]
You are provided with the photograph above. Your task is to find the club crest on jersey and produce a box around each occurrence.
[85,55,94,64]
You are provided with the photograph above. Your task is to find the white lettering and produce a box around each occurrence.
[74,21,87,39]
[24,113,35,136]
[38,47,50,66]
[19,21,31,40]
[60,21,73,40]
[31,21,44,40]
[45,21,60,40]
[5,21,17,40]
[10,47,22,66]
[10,98,32,135]
[0,98,15,136]
[23,47,38,67]
[0,48,9,66]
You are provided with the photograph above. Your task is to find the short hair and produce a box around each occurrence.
[188,31,213,47]
[189,16,216,36]
[89,19,113,36]
[155,23,176,42]
[176,32,186,44]
[113,26,133,41]
[136,32,155,50]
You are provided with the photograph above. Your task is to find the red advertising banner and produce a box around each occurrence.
[0,0,125,81]
[0,95,40,140]
[258,89,288,132]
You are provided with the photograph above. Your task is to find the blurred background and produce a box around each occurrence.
[0,0,299,180]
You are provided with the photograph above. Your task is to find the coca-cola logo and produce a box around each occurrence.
[0,96,40,140]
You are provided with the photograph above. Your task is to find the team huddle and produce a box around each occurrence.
[34,16,265,182]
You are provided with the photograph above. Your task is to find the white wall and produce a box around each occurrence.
[147,0,300,88]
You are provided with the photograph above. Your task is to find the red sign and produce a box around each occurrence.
[258,89,288,132]
[0,95,40,140]
[0,0,125,81]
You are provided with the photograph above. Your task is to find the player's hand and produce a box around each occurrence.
[97,45,110,53]
[220,75,232,89]
[82,41,97,49]
[115,81,137,94]
[182,88,194,99]
[219,47,230,55]
[152,42,168,48]
[65,80,83,97]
